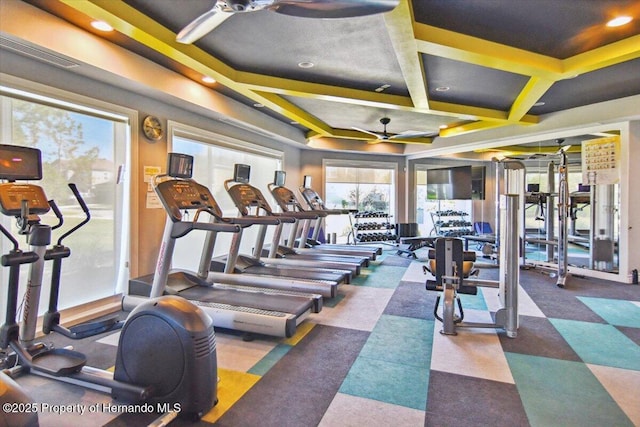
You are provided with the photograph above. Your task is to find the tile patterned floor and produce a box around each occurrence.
[6,249,640,426]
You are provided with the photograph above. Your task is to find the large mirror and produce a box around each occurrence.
[508,132,620,274]
[411,130,621,276]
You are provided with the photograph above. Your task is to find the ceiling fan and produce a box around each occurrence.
[176,0,400,44]
[352,117,438,144]
[503,139,575,161]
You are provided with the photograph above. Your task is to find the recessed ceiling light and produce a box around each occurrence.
[202,76,216,84]
[533,101,545,107]
[298,61,314,69]
[439,124,448,129]
[435,86,450,92]
[375,84,391,92]
[91,21,113,32]
[253,103,265,108]
[606,16,633,27]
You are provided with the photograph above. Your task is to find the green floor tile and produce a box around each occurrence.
[359,327,431,368]
[577,297,640,328]
[339,356,429,410]
[323,293,346,308]
[506,352,634,427]
[456,288,488,310]
[248,344,292,376]
[352,265,405,288]
[550,318,640,370]
[373,314,435,343]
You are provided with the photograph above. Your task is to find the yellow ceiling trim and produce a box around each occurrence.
[476,145,581,155]
[428,101,538,124]
[562,34,640,77]
[413,23,562,78]
[236,72,414,109]
[508,76,555,121]
[252,91,332,135]
[439,120,508,138]
[239,72,537,126]
[382,0,430,109]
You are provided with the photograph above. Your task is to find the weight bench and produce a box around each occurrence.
[396,236,436,258]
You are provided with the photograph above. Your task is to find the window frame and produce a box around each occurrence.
[0,73,138,301]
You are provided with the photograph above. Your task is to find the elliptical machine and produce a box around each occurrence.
[41,183,123,339]
[0,144,217,420]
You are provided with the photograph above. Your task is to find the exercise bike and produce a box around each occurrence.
[0,144,217,421]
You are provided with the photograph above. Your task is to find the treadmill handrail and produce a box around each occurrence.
[226,216,280,226]
[172,221,241,239]
[273,211,318,221]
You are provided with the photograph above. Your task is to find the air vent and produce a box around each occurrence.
[0,35,80,69]
[193,330,216,358]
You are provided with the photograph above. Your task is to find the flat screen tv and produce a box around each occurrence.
[234,164,251,183]
[274,170,286,187]
[426,166,472,200]
[303,175,312,188]
[167,152,193,178]
[0,145,42,181]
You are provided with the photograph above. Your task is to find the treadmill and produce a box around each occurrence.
[268,170,380,260]
[299,177,383,255]
[176,181,351,297]
[223,164,370,274]
[126,154,317,338]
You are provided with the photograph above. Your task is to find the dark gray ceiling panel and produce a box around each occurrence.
[422,54,529,111]
[411,0,640,58]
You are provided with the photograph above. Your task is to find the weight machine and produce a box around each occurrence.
[426,194,520,337]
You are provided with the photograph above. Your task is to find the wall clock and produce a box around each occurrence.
[142,115,163,141]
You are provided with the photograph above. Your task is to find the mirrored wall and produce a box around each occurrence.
[505,132,620,274]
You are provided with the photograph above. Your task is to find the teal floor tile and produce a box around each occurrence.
[323,293,346,308]
[339,356,429,410]
[248,344,292,376]
[352,265,405,288]
[550,318,640,370]
[457,287,488,311]
[506,352,634,427]
[359,328,431,368]
[373,314,435,342]
[577,296,640,328]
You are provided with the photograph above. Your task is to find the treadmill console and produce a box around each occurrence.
[271,186,302,212]
[300,187,325,210]
[154,179,223,222]
[0,183,50,216]
[227,183,273,216]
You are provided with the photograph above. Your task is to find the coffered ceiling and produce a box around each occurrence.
[12,0,640,154]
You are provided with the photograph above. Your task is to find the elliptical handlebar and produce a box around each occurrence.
[68,183,90,215]
[48,199,64,231]
[0,222,19,252]
[56,183,91,246]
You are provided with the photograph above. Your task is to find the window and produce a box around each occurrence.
[169,124,283,270]
[0,83,131,316]
[323,160,396,243]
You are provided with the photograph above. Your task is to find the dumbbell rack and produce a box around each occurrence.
[352,211,397,245]
[430,210,473,237]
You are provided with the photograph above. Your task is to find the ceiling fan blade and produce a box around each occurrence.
[176,7,233,44]
[352,127,384,140]
[270,0,399,18]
